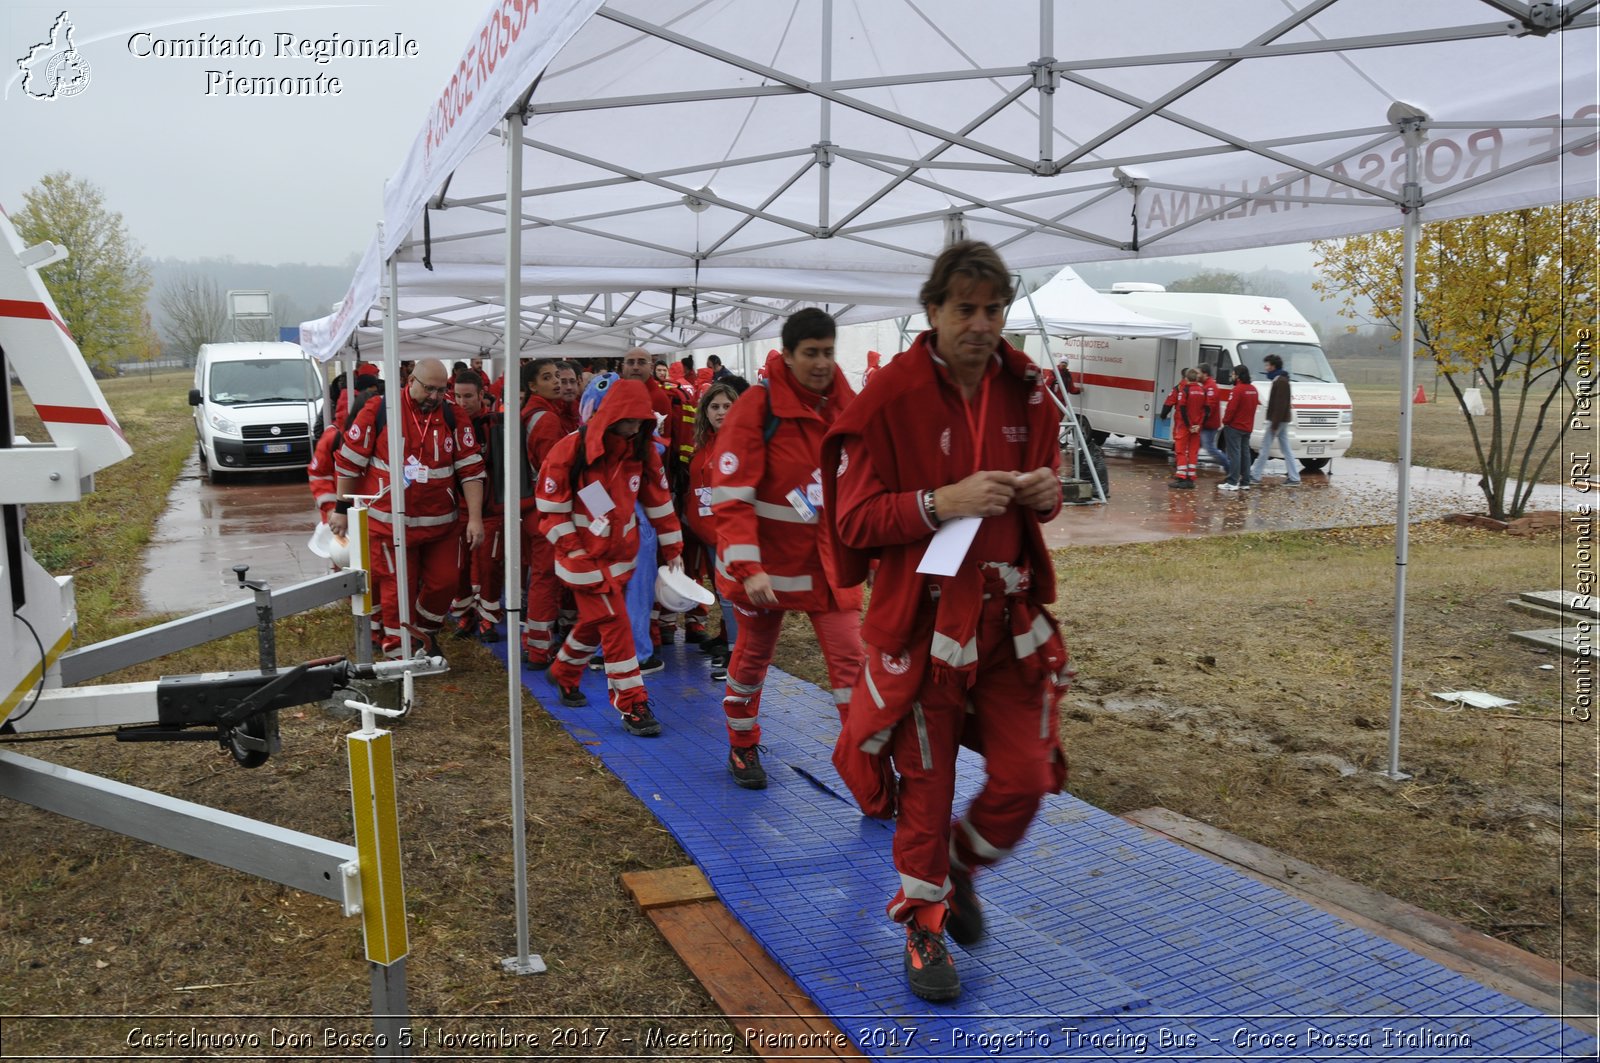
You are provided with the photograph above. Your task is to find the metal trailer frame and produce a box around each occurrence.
[0,226,422,1057]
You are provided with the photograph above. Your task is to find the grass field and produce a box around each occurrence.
[1331,357,1571,488]
[10,370,196,631]
[0,372,1589,1055]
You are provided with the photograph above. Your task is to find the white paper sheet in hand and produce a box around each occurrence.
[578,480,616,517]
[916,516,981,577]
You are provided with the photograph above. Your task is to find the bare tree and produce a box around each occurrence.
[158,271,227,364]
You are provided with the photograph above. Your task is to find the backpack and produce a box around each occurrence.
[760,381,782,444]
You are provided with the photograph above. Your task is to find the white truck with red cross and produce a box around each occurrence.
[1045,284,1353,472]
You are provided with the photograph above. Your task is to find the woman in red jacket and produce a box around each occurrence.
[536,375,684,737]
[1219,364,1260,491]
[711,309,863,790]
[685,381,743,682]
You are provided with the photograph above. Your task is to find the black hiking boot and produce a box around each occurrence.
[728,744,768,789]
[621,702,663,737]
[904,924,960,1002]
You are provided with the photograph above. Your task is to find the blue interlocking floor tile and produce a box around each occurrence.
[480,636,1594,1061]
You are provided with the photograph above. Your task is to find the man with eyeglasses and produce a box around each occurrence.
[336,357,486,660]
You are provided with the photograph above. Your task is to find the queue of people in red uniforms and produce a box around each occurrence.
[313,243,1072,1006]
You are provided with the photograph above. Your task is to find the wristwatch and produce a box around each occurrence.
[921,489,942,527]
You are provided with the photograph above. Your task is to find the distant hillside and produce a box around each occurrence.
[145,257,356,353]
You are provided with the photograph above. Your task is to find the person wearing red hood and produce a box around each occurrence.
[536,376,684,737]
[821,242,1070,1004]
[711,309,863,790]
[520,360,569,668]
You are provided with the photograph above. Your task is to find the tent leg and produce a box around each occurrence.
[1384,110,1426,783]
[501,112,545,977]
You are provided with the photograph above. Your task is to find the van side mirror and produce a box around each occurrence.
[188,388,203,406]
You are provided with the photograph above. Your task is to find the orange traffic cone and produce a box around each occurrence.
[1413,384,1427,404]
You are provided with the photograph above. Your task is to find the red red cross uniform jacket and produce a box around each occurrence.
[1223,380,1260,431]
[821,332,1070,821]
[1201,374,1223,430]
[682,425,721,550]
[711,350,861,615]
[535,379,683,592]
[333,389,486,538]
[308,426,341,522]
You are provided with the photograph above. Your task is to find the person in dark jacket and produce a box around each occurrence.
[1249,353,1300,485]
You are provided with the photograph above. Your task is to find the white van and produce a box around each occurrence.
[1044,286,1353,471]
[188,342,325,480]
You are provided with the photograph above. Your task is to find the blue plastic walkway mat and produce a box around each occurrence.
[485,638,1595,1061]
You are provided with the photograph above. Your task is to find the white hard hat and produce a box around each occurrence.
[327,531,351,568]
[308,521,351,568]
[655,565,714,614]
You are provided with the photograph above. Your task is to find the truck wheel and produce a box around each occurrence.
[1300,457,1330,472]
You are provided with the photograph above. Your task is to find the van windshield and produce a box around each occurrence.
[1238,342,1339,384]
[208,359,322,405]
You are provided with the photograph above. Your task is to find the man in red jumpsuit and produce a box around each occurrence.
[335,358,486,659]
[448,368,505,640]
[711,308,861,790]
[1165,367,1206,489]
[521,360,569,668]
[822,241,1071,1003]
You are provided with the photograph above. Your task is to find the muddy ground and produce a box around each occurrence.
[0,518,1590,1057]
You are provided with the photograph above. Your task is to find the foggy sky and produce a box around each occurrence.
[3,2,489,266]
[3,2,1319,275]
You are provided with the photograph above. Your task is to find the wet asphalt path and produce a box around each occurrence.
[137,442,1568,616]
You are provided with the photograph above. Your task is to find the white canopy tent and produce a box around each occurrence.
[299,0,1598,974]
[1003,266,1195,341]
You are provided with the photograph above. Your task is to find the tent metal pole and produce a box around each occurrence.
[383,248,413,667]
[1037,0,1054,167]
[1384,111,1426,782]
[818,0,833,231]
[500,113,545,977]
[1022,283,1106,505]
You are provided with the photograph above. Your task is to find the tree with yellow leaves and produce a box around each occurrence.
[12,171,156,376]
[1313,202,1597,519]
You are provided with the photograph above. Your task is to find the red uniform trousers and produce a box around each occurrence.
[724,605,862,747]
[371,519,464,657]
[522,534,562,665]
[1173,424,1201,481]
[653,530,709,643]
[469,515,505,625]
[872,596,1063,924]
[546,575,648,713]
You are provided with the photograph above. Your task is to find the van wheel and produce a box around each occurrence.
[199,449,226,483]
[1134,438,1156,451]
[1300,457,1330,472]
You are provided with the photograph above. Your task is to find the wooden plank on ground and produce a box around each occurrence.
[1123,807,1597,1033]
[621,865,717,910]
[1510,628,1588,658]
[626,868,860,1060]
